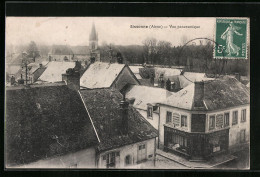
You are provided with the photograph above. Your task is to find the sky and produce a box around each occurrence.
[6,17,216,47]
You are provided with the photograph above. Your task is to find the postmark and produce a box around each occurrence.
[214,18,249,59]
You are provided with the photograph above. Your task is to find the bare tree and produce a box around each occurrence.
[157,41,172,65]
[142,37,157,64]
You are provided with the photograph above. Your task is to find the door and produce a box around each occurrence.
[137,144,146,162]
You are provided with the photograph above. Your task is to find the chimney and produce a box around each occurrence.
[235,73,241,81]
[10,76,15,85]
[18,74,24,85]
[150,73,154,86]
[194,81,204,108]
[120,93,129,135]
[166,78,171,91]
[39,63,43,68]
[62,68,80,90]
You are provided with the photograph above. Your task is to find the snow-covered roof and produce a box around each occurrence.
[162,83,195,110]
[154,67,182,79]
[41,61,49,67]
[80,62,125,89]
[134,73,142,79]
[160,77,250,111]
[39,61,75,83]
[183,72,207,82]
[125,85,173,110]
[129,66,143,74]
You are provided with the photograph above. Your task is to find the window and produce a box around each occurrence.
[209,115,215,130]
[232,111,238,125]
[166,111,172,123]
[147,106,153,119]
[240,129,246,143]
[102,151,120,168]
[173,113,180,126]
[181,115,187,127]
[224,113,230,127]
[125,155,131,166]
[241,109,246,122]
[137,144,146,162]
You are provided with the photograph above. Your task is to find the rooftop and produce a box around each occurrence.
[5,84,98,166]
[80,62,125,89]
[125,85,173,110]
[38,61,76,83]
[154,67,182,79]
[183,72,208,82]
[79,88,158,152]
[161,77,250,111]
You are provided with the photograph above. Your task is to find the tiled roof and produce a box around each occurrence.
[79,88,158,152]
[5,84,98,166]
[39,61,76,83]
[161,77,250,111]
[125,85,173,110]
[80,62,125,89]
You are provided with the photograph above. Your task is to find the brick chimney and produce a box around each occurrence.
[120,94,129,135]
[62,68,80,90]
[194,81,204,108]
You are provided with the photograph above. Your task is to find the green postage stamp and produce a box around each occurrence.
[214,18,249,59]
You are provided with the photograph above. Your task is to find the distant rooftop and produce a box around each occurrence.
[39,61,76,83]
[125,85,172,110]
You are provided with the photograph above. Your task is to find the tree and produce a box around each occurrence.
[157,40,172,65]
[142,37,157,64]
[26,41,40,60]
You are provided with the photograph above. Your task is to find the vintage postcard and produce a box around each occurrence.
[5,17,250,169]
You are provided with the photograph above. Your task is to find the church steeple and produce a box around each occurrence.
[89,22,100,62]
[89,23,98,41]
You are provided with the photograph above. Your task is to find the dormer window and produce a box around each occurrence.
[147,106,153,119]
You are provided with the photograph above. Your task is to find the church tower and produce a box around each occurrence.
[89,23,100,62]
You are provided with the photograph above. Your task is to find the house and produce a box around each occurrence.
[80,62,140,91]
[5,68,157,169]
[5,82,99,168]
[157,77,250,161]
[79,88,158,168]
[27,62,49,83]
[125,85,172,130]
[38,61,78,83]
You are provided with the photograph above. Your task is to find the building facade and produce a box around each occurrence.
[157,77,250,160]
